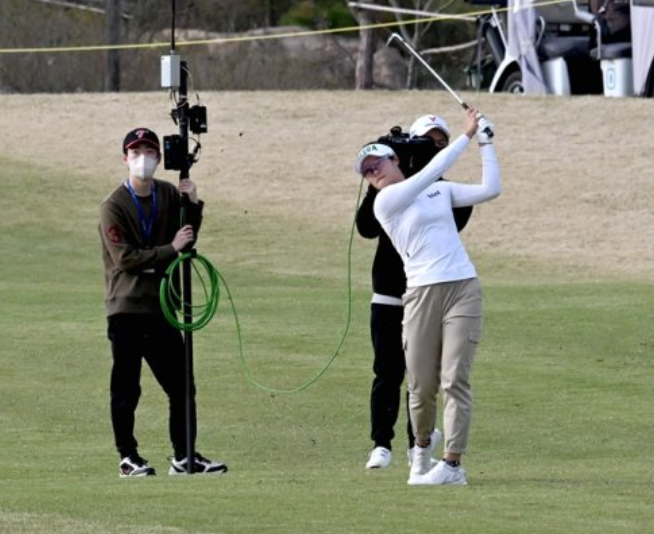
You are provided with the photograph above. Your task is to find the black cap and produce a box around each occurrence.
[122,128,160,154]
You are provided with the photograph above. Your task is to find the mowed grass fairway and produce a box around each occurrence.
[0,90,653,534]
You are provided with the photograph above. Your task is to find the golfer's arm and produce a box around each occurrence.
[450,144,501,207]
[374,135,470,221]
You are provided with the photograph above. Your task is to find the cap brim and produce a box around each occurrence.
[354,144,396,173]
[411,125,450,139]
[124,139,160,152]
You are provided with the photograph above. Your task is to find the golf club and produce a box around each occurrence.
[387,32,494,138]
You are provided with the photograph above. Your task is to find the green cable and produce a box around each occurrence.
[160,203,221,331]
[159,252,220,331]
[159,177,366,393]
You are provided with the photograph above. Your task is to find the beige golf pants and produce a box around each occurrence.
[402,277,482,455]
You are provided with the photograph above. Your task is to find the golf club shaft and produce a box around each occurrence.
[387,33,494,138]
[387,33,467,109]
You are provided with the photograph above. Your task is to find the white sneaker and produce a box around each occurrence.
[169,452,228,475]
[407,430,443,482]
[407,429,443,467]
[119,454,155,478]
[409,446,432,481]
[365,446,392,469]
[408,460,468,486]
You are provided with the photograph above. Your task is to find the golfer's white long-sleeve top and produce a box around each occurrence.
[374,134,501,289]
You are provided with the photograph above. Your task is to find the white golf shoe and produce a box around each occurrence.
[365,446,392,469]
[408,459,468,486]
[407,429,443,467]
[407,430,443,483]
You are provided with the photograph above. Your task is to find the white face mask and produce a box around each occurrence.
[128,154,158,181]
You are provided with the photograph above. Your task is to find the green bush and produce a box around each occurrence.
[324,2,357,28]
[280,0,356,29]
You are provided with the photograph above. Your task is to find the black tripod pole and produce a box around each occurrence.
[177,59,196,474]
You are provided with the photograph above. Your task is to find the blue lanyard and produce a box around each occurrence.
[125,180,157,245]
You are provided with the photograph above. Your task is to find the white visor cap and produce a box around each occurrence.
[409,115,451,140]
[354,143,397,174]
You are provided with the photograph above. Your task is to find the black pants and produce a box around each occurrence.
[107,313,196,459]
[370,303,413,450]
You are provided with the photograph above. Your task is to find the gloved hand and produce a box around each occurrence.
[477,116,495,144]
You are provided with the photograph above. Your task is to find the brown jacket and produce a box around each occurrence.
[99,178,203,316]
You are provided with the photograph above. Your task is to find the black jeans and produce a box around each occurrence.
[107,313,196,459]
[370,303,413,450]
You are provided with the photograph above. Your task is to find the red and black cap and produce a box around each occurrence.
[122,128,160,154]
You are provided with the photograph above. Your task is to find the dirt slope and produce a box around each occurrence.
[0,90,651,280]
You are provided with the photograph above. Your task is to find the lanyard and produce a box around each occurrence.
[125,180,157,245]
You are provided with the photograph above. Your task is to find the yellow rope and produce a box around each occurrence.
[0,0,570,55]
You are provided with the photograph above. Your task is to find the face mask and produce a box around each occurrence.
[128,154,158,181]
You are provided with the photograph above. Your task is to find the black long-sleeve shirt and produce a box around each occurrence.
[356,185,406,299]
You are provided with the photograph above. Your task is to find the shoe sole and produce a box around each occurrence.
[407,477,467,486]
[407,469,468,486]
[168,466,228,476]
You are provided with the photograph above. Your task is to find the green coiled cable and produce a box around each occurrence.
[158,177,365,393]
[159,252,220,331]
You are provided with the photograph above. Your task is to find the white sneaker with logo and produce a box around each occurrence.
[408,459,468,486]
[119,454,155,478]
[169,452,228,475]
[365,446,392,469]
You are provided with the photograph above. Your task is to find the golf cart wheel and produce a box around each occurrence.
[501,71,524,94]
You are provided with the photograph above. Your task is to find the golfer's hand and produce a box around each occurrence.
[172,224,195,252]
[477,116,495,144]
[464,108,479,139]
[178,179,198,204]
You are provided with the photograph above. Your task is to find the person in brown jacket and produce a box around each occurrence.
[99,127,227,477]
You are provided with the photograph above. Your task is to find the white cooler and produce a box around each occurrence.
[601,58,634,97]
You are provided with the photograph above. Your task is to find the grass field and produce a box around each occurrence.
[1,91,653,534]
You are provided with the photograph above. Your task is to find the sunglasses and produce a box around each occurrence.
[361,156,391,178]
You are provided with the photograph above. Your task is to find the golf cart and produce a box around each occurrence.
[466,0,654,97]
[630,0,654,96]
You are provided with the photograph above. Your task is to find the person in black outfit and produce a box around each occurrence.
[99,128,228,478]
[357,187,425,469]
[357,115,472,469]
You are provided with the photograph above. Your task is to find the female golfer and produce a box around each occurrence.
[353,109,500,485]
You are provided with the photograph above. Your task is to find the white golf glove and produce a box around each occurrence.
[477,116,495,144]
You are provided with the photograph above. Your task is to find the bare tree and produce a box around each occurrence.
[104,0,121,92]
[388,0,454,88]
[348,0,462,89]
[353,6,375,89]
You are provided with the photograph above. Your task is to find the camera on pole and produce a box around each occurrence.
[161,53,207,171]
[160,0,208,474]
[160,1,207,173]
